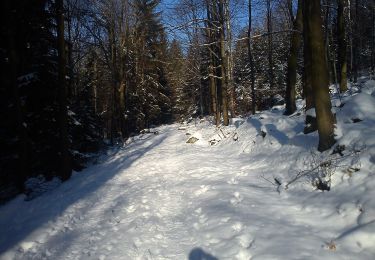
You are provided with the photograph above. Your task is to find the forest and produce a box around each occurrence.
[0,0,375,259]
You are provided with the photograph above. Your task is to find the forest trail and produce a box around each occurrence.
[1,110,375,259]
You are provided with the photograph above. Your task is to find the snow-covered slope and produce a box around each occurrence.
[0,81,374,260]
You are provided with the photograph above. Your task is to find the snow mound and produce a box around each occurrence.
[340,92,375,122]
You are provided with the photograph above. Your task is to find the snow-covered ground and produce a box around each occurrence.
[0,80,375,260]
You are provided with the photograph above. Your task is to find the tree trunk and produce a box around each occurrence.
[338,0,348,92]
[247,0,256,115]
[219,0,229,126]
[267,0,275,90]
[5,0,31,190]
[224,0,236,118]
[352,0,359,82]
[303,0,316,134]
[372,1,375,75]
[284,0,303,115]
[206,1,220,126]
[57,0,72,180]
[305,0,336,152]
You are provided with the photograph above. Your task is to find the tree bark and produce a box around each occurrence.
[247,0,256,115]
[284,0,303,115]
[352,0,359,82]
[206,1,220,126]
[338,0,348,92]
[219,0,229,126]
[303,0,316,134]
[224,0,235,118]
[305,0,336,151]
[57,0,72,180]
[267,0,275,90]
[4,0,31,189]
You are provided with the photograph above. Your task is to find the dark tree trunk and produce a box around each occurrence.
[4,0,31,190]
[206,1,220,126]
[303,0,317,134]
[372,1,375,75]
[353,0,359,82]
[284,0,303,115]
[57,0,72,180]
[338,0,348,92]
[247,0,256,115]
[305,0,336,151]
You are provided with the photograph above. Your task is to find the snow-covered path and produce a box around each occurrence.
[1,111,375,259]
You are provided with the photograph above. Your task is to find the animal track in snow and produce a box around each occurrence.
[232,222,243,232]
[221,217,231,223]
[194,185,210,196]
[228,177,239,185]
[126,204,137,213]
[230,192,243,205]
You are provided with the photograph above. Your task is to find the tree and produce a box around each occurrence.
[284,0,303,115]
[57,0,72,180]
[337,0,348,92]
[304,0,336,151]
[247,0,256,115]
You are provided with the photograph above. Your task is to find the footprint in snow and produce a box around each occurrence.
[228,177,238,185]
[232,222,243,232]
[126,205,137,213]
[235,234,254,260]
[230,192,243,206]
[194,185,211,196]
[221,217,231,223]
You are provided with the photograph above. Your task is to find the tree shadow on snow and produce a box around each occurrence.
[0,132,169,256]
[189,247,218,260]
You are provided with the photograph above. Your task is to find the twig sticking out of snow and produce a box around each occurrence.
[285,149,361,190]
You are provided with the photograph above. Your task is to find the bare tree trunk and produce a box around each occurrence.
[303,0,317,134]
[247,0,256,115]
[206,1,220,126]
[329,27,338,88]
[224,0,236,118]
[93,59,98,114]
[219,0,229,126]
[338,0,348,92]
[57,0,72,180]
[324,0,332,84]
[267,0,275,90]
[353,0,359,82]
[372,1,375,76]
[284,0,303,115]
[119,0,129,137]
[4,0,31,189]
[305,0,336,152]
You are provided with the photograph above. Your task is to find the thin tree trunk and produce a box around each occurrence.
[206,1,220,126]
[305,0,336,152]
[353,0,359,82]
[219,0,229,126]
[329,27,338,89]
[267,0,274,90]
[225,0,236,118]
[324,0,332,84]
[372,0,375,75]
[338,0,348,92]
[247,0,256,115]
[284,0,303,115]
[57,0,72,180]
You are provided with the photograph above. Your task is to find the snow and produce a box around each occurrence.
[0,81,375,259]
